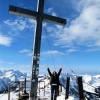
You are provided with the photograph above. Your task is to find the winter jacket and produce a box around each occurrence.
[47,68,62,86]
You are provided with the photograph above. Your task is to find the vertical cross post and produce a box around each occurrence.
[30,0,44,99]
[77,77,84,100]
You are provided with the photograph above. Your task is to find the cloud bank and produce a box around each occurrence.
[46,0,100,52]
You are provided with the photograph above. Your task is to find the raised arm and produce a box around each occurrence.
[58,68,62,76]
[47,68,52,76]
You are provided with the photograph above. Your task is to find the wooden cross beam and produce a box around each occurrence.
[9,0,66,100]
[9,6,66,25]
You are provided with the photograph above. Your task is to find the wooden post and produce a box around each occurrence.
[77,77,84,100]
[8,83,10,100]
[19,82,21,98]
[65,77,70,99]
[24,78,26,93]
[44,81,45,96]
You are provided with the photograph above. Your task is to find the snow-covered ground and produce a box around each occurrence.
[0,70,100,100]
[0,92,17,100]
[0,78,77,100]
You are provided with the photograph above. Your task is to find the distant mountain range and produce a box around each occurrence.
[0,69,100,99]
[0,70,27,93]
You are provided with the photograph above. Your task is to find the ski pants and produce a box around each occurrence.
[51,84,59,100]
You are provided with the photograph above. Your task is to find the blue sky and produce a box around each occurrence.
[0,0,100,75]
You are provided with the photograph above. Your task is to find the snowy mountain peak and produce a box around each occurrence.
[0,70,27,92]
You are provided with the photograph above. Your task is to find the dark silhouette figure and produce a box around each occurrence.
[47,68,62,100]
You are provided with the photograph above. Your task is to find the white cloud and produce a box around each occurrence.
[19,49,32,56]
[42,50,64,56]
[47,8,57,16]
[47,8,53,13]
[4,18,35,31]
[66,48,78,53]
[0,64,32,75]
[0,59,32,74]
[48,0,100,52]
[0,34,12,46]
[19,49,64,57]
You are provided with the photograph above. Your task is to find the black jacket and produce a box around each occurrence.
[48,68,62,86]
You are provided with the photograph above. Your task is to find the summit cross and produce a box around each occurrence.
[9,0,66,99]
